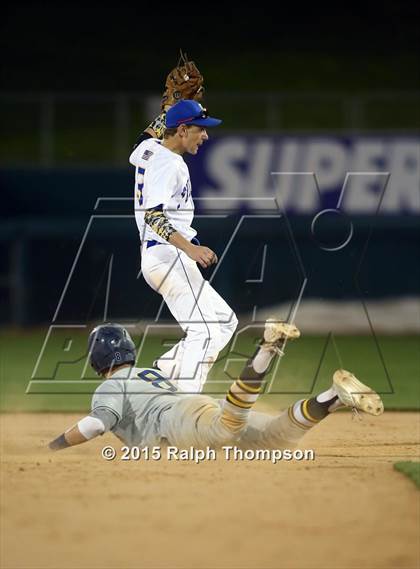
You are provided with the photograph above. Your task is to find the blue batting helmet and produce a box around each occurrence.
[88,323,136,375]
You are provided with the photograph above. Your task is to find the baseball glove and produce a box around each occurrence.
[161,50,204,110]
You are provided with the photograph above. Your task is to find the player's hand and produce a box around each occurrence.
[187,245,218,268]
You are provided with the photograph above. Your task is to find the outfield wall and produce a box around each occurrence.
[1,135,419,326]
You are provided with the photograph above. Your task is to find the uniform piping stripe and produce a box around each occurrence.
[301,399,320,423]
[288,406,311,430]
[236,378,261,394]
[226,392,253,409]
[228,388,254,405]
[220,409,247,432]
[227,390,253,408]
[92,405,122,421]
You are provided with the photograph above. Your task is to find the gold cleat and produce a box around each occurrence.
[262,319,301,355]
[333,369,384,416]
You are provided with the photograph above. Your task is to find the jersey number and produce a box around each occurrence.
[137,166,145,206]
[181,179,191,203]
[137,369,177,392]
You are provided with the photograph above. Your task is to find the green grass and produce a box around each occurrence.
[394,462,420,489]
[0,328,419,412]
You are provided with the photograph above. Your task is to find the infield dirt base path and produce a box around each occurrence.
[1,412,419,569]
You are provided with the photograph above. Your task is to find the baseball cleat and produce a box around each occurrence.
[333,369,384,416]
[262,319,300,355]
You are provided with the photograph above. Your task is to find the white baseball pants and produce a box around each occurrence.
[141,243,238,392]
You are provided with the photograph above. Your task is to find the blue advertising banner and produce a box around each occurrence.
[186,135,420,214]
[1,136,419,219]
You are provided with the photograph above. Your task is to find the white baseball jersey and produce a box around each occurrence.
[129,138,197,244]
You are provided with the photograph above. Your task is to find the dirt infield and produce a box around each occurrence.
[1,412,419,569]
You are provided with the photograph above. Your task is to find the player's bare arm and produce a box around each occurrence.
[48,416,104,450]
[144,206,217,268]
[169,232,218,268]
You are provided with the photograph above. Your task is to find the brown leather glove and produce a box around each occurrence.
[161,50,204,110]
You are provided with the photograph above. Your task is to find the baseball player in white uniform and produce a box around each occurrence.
[48,322,384,452]
[129,100,238,393]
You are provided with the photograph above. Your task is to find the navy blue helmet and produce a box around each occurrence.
[88,324,136,375]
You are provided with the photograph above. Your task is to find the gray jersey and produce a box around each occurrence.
[92,366,308,450]
[91,366,189,446]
